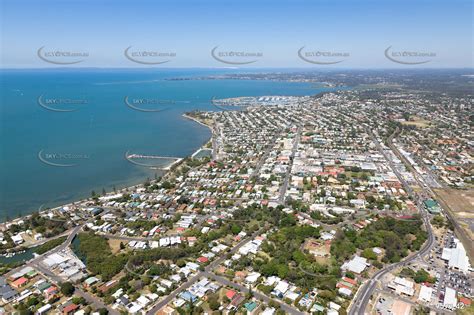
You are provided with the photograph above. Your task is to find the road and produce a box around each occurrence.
[386,130,473,261]
[251,133,279,178]
[278,126,302,204]
[349,129,436,315]
[211,121,219,160]
[349,235,435,315]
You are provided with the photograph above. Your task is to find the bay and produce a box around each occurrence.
[0,68,339,221]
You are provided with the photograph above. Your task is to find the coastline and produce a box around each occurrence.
[0,114,213,237]
[182,112,213,131]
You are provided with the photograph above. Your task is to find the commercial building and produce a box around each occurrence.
[441,238,471,273]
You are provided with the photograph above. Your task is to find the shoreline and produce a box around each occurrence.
[182,112,213,131]
[0,114,213,232]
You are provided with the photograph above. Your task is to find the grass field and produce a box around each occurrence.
[108,238,125,254]
[401,116,430,128]
[434,188,474,241]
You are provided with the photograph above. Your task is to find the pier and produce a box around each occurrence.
[126,154,181,160]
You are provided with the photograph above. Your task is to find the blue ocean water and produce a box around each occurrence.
[0,69,339,220]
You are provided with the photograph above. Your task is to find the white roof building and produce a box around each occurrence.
[43,253,69,267]
[11,234,24,244]
[443,287,457,310]
[441,239,470,273]
[341,255,369,274]
[245,272,261,284]
[388,277,415,297]
[127,302,143,314]
[274,280,289,294]
[284,291,299,301]
[338,287,352,297]
[261,308,276,315]
[418,285,433,303]
[329,302,341,311]
[136,295,150,307]
[37,304,52,315]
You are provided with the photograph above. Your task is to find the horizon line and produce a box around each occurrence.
[2,66,474,71]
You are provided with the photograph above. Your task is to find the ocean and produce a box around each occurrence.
[0,68,339,221]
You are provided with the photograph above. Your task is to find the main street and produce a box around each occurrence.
[251,133,279,178]
[278,125,302,204]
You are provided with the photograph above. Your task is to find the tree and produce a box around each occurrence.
[25,296,39,307]
[72,296,87,305]
[361,248,377,260]
[60,282,75,296]
[431,215,445,228]
[231,224,242,235]
[207,293,220,310]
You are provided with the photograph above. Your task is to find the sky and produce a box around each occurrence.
[1,0,473,68]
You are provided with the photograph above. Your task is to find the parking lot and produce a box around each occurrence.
[425,231,473,303]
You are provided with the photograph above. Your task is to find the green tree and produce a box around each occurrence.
[361,248,377,260]
[231,224,242,235]
[98,308,108,315]
[60,282,75,296]
[207,293,220,310]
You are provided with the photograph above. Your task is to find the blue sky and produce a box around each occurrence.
[1,0,472,68]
